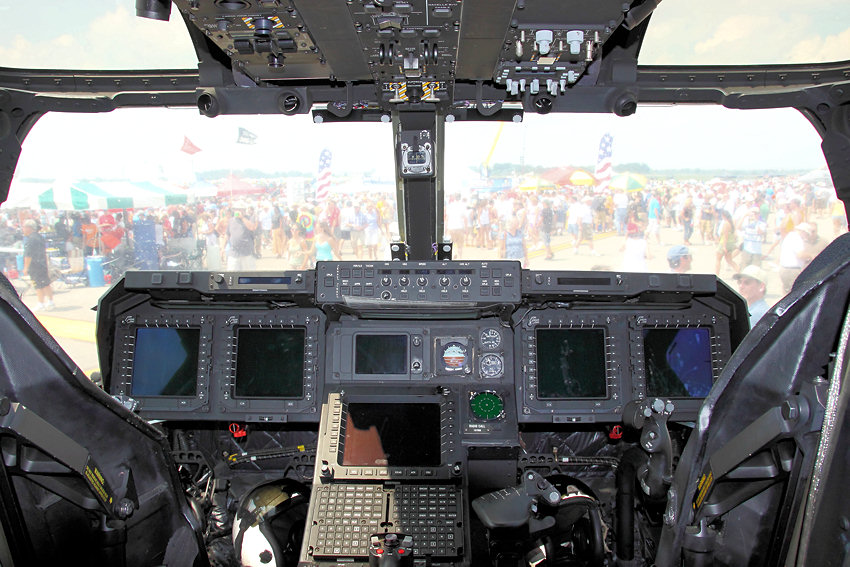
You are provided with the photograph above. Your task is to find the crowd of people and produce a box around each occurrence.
[0,173,841,320]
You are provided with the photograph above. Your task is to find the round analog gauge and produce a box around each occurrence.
[469,391,505,421]
[441,341,468,371]
[479,353,504,379]
[480,328,501,350]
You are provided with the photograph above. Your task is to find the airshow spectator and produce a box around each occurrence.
[613,190,628,235]
[680,197,695,245]
[499,216,528,267]
[733,265,770,327]
[445,196,468,258]
[81,216,98,256]
[22,219,54,311]
[667,244,692,273]
[540,199,555,260]
[699,198,715,244]
[738,207,767,266]
[715,209,739,274]
[621,221,649,272]
[226,208,257,270]
[646,191,662,244]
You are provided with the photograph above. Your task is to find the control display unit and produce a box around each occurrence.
[220,308,325,421]
[516,309,623,423]
[317,392,461,481]
[629,310,733,419]
[111,313,213,415]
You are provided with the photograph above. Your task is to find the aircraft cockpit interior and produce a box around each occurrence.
[1,2,850,566]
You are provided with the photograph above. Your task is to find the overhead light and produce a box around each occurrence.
[135,0,171,21]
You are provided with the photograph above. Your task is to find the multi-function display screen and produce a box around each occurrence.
[643,328,713,398]
[536,329,607,398]
[354,334,408,374]
[131,328,200,396]
[235,328,305,398]
[341,403,441,467]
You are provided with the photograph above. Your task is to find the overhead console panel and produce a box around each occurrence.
[172,0,643,112]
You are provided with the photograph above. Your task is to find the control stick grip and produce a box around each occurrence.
[368,533,414,567]
[472,471,561,529]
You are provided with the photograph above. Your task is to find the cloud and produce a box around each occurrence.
[0,6,196,70]
[789,27,850,63]
[640,4,849,65]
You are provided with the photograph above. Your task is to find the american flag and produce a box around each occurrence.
[595,133,613,187]
[315,149,332,201]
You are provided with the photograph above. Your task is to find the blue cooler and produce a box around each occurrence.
[16,254,23,272]
[86,256,105,287]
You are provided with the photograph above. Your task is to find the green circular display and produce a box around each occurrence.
[469,391,504,421]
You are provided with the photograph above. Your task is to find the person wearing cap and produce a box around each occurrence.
[22,219,54,311]
[667,245,692,273]
[778,222,815,293]
[734,265,769,326]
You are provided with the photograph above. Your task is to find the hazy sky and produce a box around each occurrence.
[1,1,844,202]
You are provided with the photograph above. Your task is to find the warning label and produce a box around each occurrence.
[84,456,114,508]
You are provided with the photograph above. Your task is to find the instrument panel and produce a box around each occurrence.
[105,262,746,425]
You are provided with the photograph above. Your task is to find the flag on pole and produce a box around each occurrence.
[315,149,332,201]
[595,132,613,188]
[181,136,202,155]
[236,127,258,145]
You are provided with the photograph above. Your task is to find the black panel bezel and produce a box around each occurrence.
[629,310,732,421]
[112,313,212,415]
[517,309,625,424]
[319,391,461,481]
[220,308,325,421]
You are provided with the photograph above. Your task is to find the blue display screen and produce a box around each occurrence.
[644,328,713,398]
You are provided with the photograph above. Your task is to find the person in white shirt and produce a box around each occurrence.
[779,223,814,293]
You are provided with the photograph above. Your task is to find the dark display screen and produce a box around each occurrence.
[237,276,292,285]
[644,328,713,398]
[235,328,305,398]
[131,328,200,396]
[341,403,441,467]
[536,329,607,398]
[355,335,408,374]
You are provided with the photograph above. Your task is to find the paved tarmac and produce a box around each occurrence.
[12,216,838,378]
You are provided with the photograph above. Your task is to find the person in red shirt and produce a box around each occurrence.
[98,211,124,252]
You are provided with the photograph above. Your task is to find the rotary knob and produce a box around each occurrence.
[460,276,471,287]
[417,276,427,286]
[439,276,450,287]
[399,276,410,286]
[381,276,392,286]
